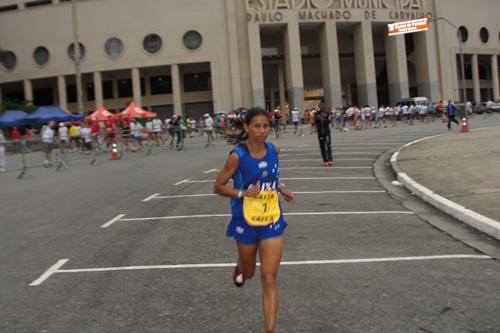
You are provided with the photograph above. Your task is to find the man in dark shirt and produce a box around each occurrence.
[315,105,333,166]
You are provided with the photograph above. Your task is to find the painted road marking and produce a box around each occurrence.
[174,179,190,186]
[281,158,374,162]
[114,211,415,223]
[142,193,160,202]
[280,166,372,170]
[281,153,381,157]
[143,190,386,200]
[30,255,491,286]
[29,259,69,286]
[100,214,126,229]
[203,169,218,174]
[179,177,376,184]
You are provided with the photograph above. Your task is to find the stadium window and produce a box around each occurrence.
[183,72,212,92]
[118,79,132,98]
[150,75,172,95]
[103,80,113,100]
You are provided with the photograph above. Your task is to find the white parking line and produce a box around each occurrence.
[174,179,190,186]
[281,158,374,162]
[100,214,126,228]
[117,211,415,222]
[29,259,69,286]
[142,193,160,202]
[180,177,376,184]
[203,169,218,174]
[29,255,491,286]
[280,166,372,169]
[144,190,386,200]
[281,153,381,157]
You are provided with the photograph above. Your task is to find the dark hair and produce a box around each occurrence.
[224,107,268,145]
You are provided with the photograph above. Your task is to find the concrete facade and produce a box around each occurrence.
[0,0,499,117]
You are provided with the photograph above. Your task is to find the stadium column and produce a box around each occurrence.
[248,23,265,107]
[57,76,67,110]
[278,63,286,112]
[471,54,480,103]
[23,80,33,104]
[93,71,103,108]
[225,0,242,108]
[284,20,304,111]
[385,34,409,107]
[414,30,440,102]
[354,21,377,107]
[320,21,342,108]
[171,64,182,116]
[492,55,500,101]
[131,67,141,107]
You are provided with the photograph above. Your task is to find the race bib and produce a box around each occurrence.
[243,190,281,227]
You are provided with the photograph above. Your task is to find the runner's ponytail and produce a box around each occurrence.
[224,107,268,145]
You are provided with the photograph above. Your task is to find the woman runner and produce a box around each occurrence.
[213,107,295,333]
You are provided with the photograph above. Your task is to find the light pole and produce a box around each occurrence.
[71,0,84,115]
[429,17,467,104]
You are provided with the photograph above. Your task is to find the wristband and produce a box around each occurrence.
[237,190,243,199]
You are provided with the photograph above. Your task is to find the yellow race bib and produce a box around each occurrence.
[243,190,281,226]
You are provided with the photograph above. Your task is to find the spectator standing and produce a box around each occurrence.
[291,107,301,135]
[58,122,69,151]
[10,126,21,152]
[204,113,215,147]
[41,121,56,167]
[0,129,6,172]
[315,105,333,166]
[446,100,459,130]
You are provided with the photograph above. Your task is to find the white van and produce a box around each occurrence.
[395,97,430,107]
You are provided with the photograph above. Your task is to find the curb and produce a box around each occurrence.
[390,135,500,241]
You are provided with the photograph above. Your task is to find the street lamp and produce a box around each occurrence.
[71,0,84,115]
[429,17,467,104]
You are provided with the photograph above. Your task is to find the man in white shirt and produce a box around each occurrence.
[291,107,301,135]
[152,116,163,146]
[78,122,92,152]
[204,113,215,147]
[130,119,144,151]
[58,122,69,150]
[41,121,55,167]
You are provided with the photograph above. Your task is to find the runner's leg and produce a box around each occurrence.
[236,241,258,279]
[259,237,283,333]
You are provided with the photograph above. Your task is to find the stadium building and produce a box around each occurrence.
[0,0,499,118]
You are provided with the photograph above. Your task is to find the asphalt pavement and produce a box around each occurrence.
[1,116,500,333]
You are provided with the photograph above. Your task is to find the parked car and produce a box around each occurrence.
[475,100,500,114]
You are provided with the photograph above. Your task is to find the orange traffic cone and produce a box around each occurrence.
[111,143,119,160]
[460,117,469,133]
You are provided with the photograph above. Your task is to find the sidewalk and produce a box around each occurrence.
[391,126,500,241]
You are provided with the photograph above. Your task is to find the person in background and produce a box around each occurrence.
[291,107,301,135]
[58,122,69,152]
[204,113,215,147]
[0,129,6,172]
[152,115,164,146]
[10,126,20,152]
[315,105,333,167]
[69,122,80,152]
[41,121,56,167]
[446,100,459,130]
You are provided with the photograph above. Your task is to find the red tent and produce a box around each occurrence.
[118,101,156,119]
[85,106,117,122]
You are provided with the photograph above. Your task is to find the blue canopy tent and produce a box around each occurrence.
[20,106,84,124]
[0,110,28,128]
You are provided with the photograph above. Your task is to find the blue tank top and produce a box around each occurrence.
[230,141,281,220]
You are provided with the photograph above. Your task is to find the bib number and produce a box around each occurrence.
[243,191,281,227]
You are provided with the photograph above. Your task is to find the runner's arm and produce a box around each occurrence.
[213,152,260,198]
[274,143,281,154]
